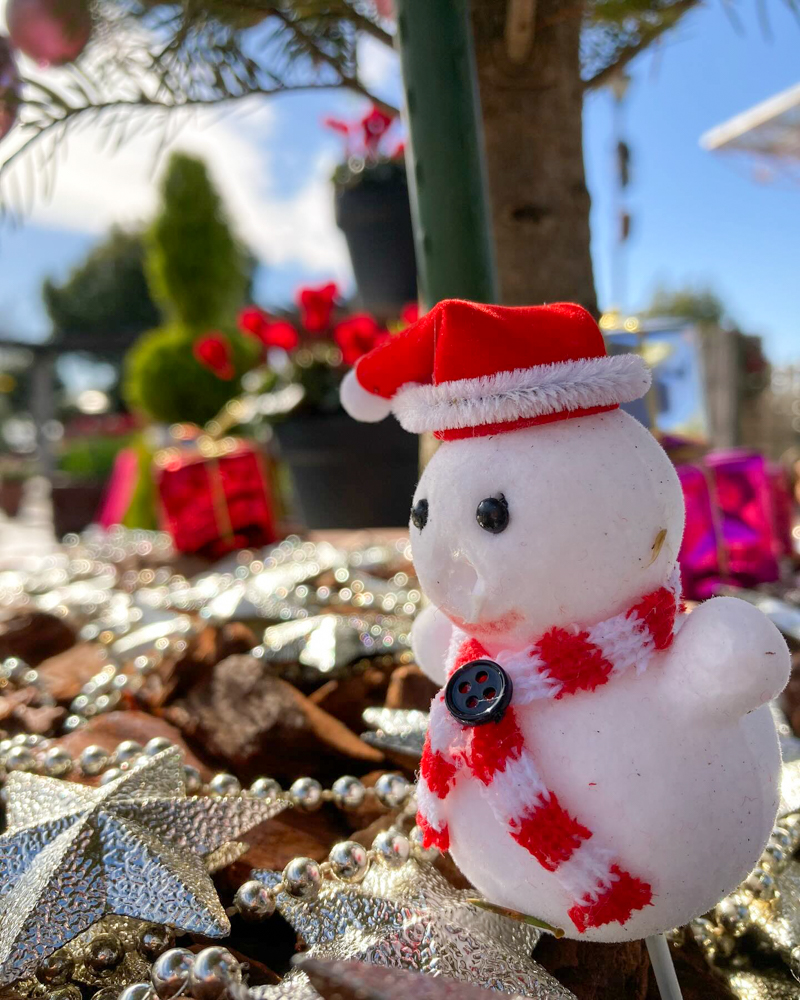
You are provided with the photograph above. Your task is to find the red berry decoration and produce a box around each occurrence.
[193,333,235,381]
[0,37,21,141]
[7,0,92,67]
[298,282,338,334]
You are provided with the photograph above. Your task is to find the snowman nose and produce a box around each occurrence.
[445,554,484,622]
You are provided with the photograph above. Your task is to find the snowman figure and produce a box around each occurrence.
[341,300,790,942]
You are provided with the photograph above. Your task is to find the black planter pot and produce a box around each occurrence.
[335,171,417,318]
[275,412,419,529]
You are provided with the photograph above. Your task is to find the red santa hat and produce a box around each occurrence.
[340,299,651,441]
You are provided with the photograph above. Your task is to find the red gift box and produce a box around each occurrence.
[156,438,277,558]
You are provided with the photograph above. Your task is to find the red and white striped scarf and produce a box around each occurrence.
[416,569,683,934]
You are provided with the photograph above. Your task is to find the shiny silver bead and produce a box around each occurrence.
[374,773,411,808]
[137,924,174,961]
[188,946,242,1000]
[183,764,203,793]
[208,772,241,796]
[328,840,369,882]
[79,744,109,776]
[6,746,35,772]
[144,737,173,757]
[99,767,123,785]
[87,933,124,971]
[36,949,74,985]
[234,879,276,920]
[151,947,194,998]
[290,777,323,811]
[715,898,750,937]
[42,747,73,777]
[282,857,322,899]
[761,842,788,873]
[119,986,156,1000]
[745,866,777,899]
[770,826,793,851]
[331,775,365,810]
[250,777,281,800]
[409,824,439,861]
[113,740,143,765]
[372,830,410,868]
[62,714,85,733]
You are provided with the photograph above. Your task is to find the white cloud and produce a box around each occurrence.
[357,35,400,100]
[7,98,351,282]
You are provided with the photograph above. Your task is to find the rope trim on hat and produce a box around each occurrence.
[391,353,651,434]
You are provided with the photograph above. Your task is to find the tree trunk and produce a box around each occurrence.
[472,0,598,313]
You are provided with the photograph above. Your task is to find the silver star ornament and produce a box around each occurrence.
[252,858,574,1000]
[0,747,285,985]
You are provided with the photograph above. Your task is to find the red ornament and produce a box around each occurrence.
[0,37,20,140]
[193,333,235,380]
[298,282,338,334]
[361,105,394,156]
[238,307,299,351]
[7,0,92,66]
[334,314,389,367]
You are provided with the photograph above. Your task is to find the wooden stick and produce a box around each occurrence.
[645,934,683,1000]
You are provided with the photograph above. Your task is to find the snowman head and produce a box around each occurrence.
[408,409,684,646]
[340,300,675,645]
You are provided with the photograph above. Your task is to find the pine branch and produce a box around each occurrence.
[583,0,701,89]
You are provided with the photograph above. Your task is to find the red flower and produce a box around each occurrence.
[400,301,420,326]
[238,307,299,351]
[361,105,394,155]
[298,282,339,333]
[194,333,235,380]
[323,116,350,137]
[334,314,389,367]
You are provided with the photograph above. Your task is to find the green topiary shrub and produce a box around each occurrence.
[123,322,259,427]
[123,151,260,426]
[145,152,249,329]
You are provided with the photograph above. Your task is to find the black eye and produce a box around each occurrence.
[476,495,509,534]
[411,498,429,531]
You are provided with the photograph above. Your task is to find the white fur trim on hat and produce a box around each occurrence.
[391,353,651,434]
[340,368,393,423]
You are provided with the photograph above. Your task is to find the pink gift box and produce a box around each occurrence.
[677,450,789,600]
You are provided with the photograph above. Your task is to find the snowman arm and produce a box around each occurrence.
[664,596,790,721]
[412,603,454,687]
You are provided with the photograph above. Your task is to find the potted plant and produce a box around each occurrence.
[237,287,420,530]
[328,107,417,319]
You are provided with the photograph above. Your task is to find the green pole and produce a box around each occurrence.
[394,0,499,307]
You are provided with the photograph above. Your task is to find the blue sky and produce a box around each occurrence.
[0,2,797,368]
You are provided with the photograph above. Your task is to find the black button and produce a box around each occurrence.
[444,659,513,727]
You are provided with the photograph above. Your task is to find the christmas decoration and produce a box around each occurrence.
[299,283,339,334]
[677,450,787,600]
[0,746,284,983]
[5,0,92,66]
[155,436,276,558]
[252,856,573,999]
[0,37,20,141]
[341,299,791,944]
[194,332,236,381]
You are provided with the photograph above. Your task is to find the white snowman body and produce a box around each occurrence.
[410,409,790,941]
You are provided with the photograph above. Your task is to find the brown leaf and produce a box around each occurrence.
[140,623,257,710]
[297,957,524,999]
[36,643,110,703]
[385,664,439,711]
[165,654,383,784]
[308,664,392,733]
[0,610,76,666]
